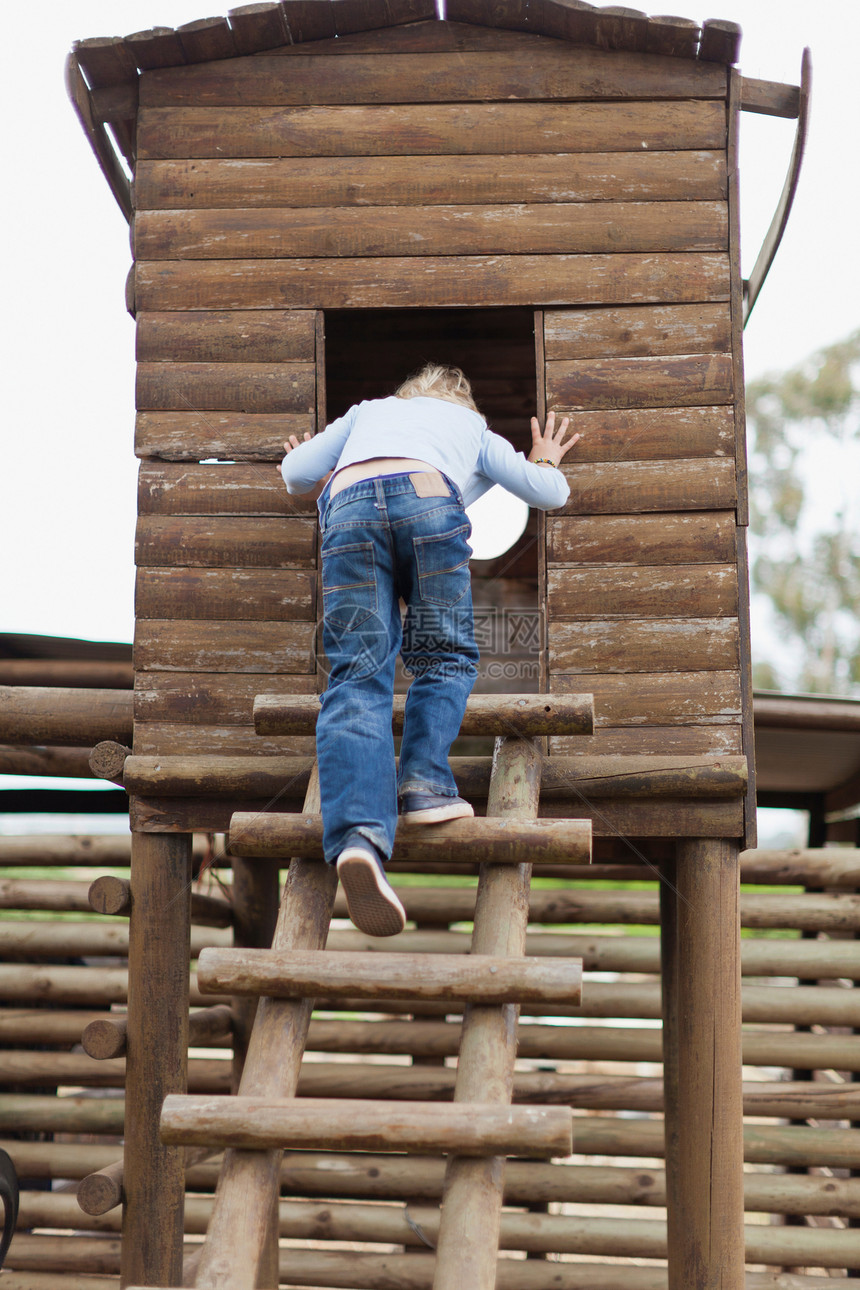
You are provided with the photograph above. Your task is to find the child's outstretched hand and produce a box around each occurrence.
[283,432,312,454]
[528,410,580,467]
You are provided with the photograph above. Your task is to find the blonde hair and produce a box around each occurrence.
[395,364,480,414]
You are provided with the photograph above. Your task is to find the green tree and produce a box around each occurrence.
[746,330,860,695]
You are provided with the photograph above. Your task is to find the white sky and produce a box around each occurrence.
[2,0,859,650]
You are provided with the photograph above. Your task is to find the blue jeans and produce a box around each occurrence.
[316,472,480,865]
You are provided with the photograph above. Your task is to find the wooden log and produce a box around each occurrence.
[549,617,739,674]
[433,736,541,1288]
[32,1191,860,1268]
[135,516,316,568]
[135,409,315,461]
[547,510,737,564]
[557,457,737,515]
[740,847,860,889]
[0,744,96,778]
[664,837,744,1290]
[77,1160,124,1216]
[137,48,726,108]
[133,621,316,674]
[134,252,730,312]
[120,751,742,801]
[191,764,336,1290]
[161,1095,571,1158]
[8,1140,860,1220]
[135,567,316,622]
[254,693,593,737]
[0,877,119,914]
[135,201,727,261]
[227,812,592,864]
[699,17,742,64]
[545,303,731,360]
[0,921,229,961]
[88,739,130,780]
[197,949,582,1006]
[3,1234,123,1275]
[133,672,317,724]
[548,353,733,410]
[136,310,314,364]
[547,564,738,619]
[137,100,727,161]
[0,1009,122,1047]
[551,669,741,727]
[88,874,233,927]
[121,832,192,1289]
[0,833,139,866]
[98,1263,860,1290]
[136,459,312,516]
[135,151,727,211]
[82,1005,233,1061]
[0,685,133,746]
[136,361,315,413]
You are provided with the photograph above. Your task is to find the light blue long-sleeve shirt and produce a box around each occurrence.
[279,396,570,512]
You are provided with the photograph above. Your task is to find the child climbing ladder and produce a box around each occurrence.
[280,363,580,935]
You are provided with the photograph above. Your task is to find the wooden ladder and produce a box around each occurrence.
[131,693,592,1290]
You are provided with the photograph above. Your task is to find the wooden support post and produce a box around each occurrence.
[121,831,192,1289]
[432,736,543,1290]
[229,854,280,1287]
[663,838,744,1290]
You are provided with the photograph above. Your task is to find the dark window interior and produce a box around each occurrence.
[323,308,542,711]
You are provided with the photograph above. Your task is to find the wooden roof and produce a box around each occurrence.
[72,3,742,89]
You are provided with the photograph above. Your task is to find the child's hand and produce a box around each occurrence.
[528,410,580,467]
[283,432,312,454]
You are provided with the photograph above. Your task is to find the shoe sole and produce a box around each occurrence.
[336,848,406,938]
[401,801,475,825]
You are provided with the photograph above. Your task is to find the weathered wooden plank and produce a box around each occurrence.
[137,461,311,517]
[551,671,742,727]
[176,16,237,63]
[135,202,727,261]
[546,512,737,564]
[547,564,738,619]
[132,723,316,755]
[137,100,727,160]
[135,152,727,210]
[547,353,733,409]
[740,76,801,119]
[135,516,316,568]
[135,411,315,461]
[560,459,736,515]
[546,406,735,464]
[136,362,315,413]
[135,311,316,362]
[135,567,316,621]
[134,253,730,311]
[133,672,318,724]
[550,725,743,757]
[133,621,316,673]
[138,49,726,108]
[544,304,731,359]
[557,798,744,838]
[549,617,739,674]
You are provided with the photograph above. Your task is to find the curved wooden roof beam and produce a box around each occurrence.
[743,46,812,326]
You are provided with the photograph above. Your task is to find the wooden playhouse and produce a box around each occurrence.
[59,2,814,1286]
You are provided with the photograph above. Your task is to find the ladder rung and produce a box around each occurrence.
[160,1095,573,1158]
[227,812,592,864]
[197,948,582,1006]
[253,692,593,737]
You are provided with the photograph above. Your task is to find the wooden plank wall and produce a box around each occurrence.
[130,18,751,837]
[133,309,321,766]
[544,302,747,836]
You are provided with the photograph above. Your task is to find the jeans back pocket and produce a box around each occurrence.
[413,523,472,607]
[322,539,378,630]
